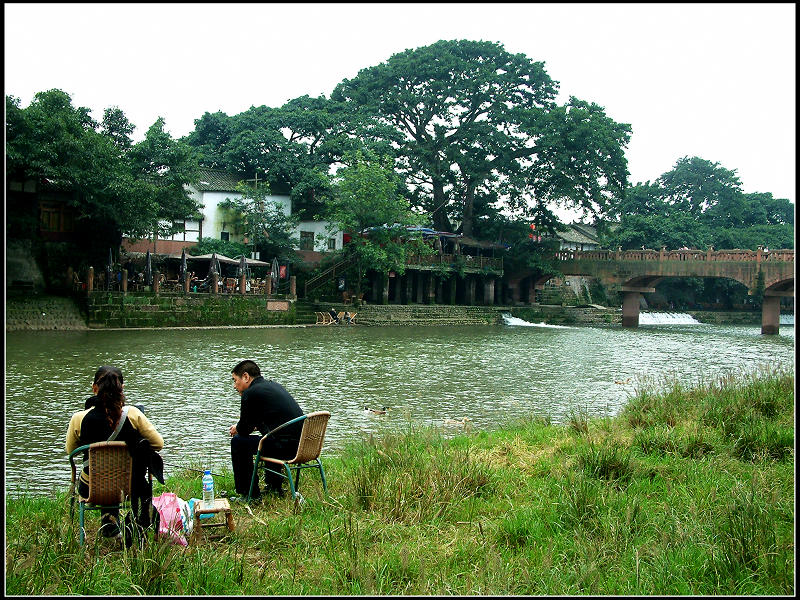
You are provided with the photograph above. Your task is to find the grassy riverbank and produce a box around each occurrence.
[6,366,794,595]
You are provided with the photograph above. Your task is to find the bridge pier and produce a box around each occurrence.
[761,295,781,335]
[622,291,641,328]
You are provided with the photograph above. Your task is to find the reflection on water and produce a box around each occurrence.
[5,320,794,496]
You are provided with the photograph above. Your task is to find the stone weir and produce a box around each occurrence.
[345,304,508,326]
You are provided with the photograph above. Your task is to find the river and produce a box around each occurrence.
[4,313,794,496]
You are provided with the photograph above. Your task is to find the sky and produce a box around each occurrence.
[5,2,796,213]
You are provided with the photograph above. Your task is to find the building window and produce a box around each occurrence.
[39,202,75,233]
[327,238,336,250]
[221,231,230,241]
[300,231,314,251]
[167,219,201,242]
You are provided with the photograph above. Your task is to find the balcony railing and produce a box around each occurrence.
[405,253,503,271]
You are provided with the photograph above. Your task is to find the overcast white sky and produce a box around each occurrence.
[5,2,796,207]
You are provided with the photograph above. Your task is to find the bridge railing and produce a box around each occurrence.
[555,248,794,263]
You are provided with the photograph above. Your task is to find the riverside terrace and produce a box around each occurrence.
[74,246,793,334]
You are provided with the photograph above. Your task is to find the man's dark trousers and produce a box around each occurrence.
[231,434,293,497]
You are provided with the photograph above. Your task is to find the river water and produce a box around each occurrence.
[4,313,794,496]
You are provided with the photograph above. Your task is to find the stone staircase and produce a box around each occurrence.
[6,295,88,331]
[536,284,579,306]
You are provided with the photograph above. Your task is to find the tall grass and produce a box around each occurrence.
[6,366,794,595]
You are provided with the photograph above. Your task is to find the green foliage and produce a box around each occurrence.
[333,39,631,236]
[577,441,634,482]
[326,152,428,294]
[189,237,248,258]
[607,156,794,252]
[183,95,353,208]
[6,89,200,264]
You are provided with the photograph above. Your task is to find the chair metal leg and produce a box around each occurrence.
[79,503,86,546]
[317,459,328,496]
[248,452,262,500]
[284,463,297,500]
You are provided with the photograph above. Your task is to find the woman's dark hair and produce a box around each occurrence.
[94,369,125,430]
[94,365,123,385]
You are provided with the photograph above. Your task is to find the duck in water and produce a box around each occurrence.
[443,417,472,426]
[364,406,389,415]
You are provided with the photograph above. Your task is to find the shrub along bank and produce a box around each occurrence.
[5,367,794,595]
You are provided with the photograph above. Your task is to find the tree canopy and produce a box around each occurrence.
[604,156,794,251]
[332,39,632,237]
[6,89,200,251]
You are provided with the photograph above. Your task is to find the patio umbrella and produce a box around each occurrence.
[270,257,279,288]
[106,248,113,290]
[179,248,187,282]
[144,250,153,286]
[210,252,223,278]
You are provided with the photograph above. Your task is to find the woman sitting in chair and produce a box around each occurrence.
[65,366,164,539]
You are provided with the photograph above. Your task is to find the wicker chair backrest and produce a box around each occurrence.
[289,411,330,464]
[86,441,132,505]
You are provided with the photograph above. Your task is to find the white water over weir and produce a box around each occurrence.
[639,312,701,325]
[501,311,702,326]
[500,313,573,328]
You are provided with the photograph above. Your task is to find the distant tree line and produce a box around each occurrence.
[601,156,794,251]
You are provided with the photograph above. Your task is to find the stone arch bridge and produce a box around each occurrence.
[518,247,794,334]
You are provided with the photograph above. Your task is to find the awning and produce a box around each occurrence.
[186,253,239,264]
[232,255,271,266]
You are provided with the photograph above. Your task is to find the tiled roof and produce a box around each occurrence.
[570,222,600,241]
[193,168,245,192]
[556,225,600,245]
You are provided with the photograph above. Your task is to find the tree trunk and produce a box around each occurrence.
[431,181,452,232]
[462,182,475,238]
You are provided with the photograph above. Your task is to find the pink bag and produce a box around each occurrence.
[152,492,189,546]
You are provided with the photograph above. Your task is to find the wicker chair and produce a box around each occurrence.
[69,441,133,545]
[248,411,331,502]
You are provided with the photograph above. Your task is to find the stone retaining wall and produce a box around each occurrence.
[85,292,298,328]
[6,295,88,331]
[510,305,622,326]
[7,294,777,331]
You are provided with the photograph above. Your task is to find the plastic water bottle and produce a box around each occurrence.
[202,469,215,509]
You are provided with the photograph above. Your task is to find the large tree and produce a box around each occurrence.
[184,95,365,214]
[331,39,632,237]
[6,89,200,257]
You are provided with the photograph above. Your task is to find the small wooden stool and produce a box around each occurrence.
[191,498,234,542]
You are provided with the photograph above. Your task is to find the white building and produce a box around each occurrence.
[122,167,342,262]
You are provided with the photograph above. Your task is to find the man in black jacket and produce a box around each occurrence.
[229,360,304,499]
